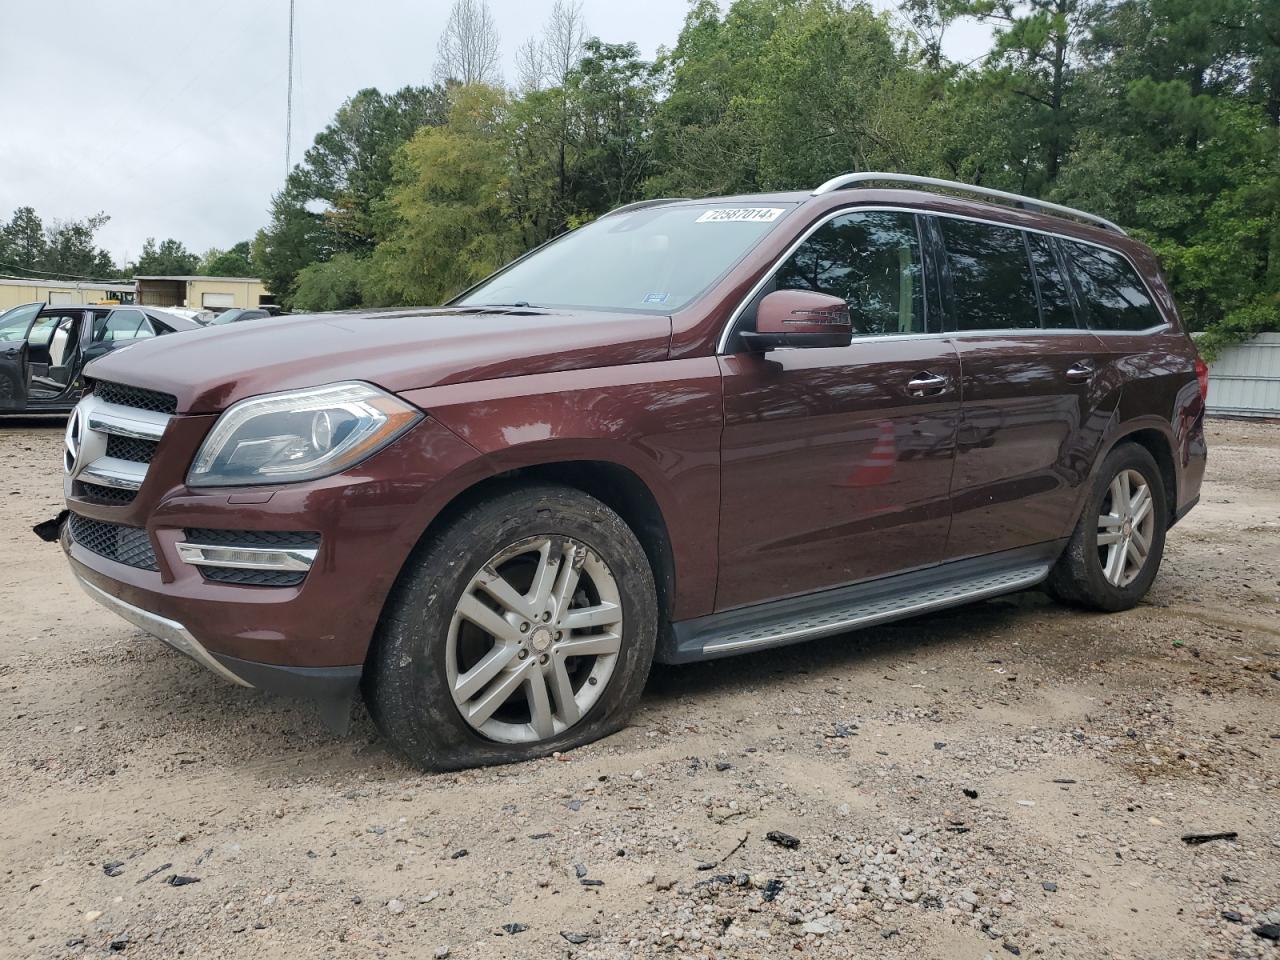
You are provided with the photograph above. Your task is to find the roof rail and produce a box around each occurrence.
[811,172,1126,235]
[601,197,690,218]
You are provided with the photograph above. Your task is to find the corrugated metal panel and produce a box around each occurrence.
[1205,333,1280,418]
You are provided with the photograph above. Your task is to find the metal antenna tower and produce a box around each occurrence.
[285,0,296,176]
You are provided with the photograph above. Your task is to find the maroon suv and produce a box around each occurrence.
[56,173,1207,769]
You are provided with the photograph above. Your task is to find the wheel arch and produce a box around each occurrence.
[395,457,679,629]
[1094,419,1179,524]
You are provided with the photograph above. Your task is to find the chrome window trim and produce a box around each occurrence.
[716,204,1168,354]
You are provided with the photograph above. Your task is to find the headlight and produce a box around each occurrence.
[188,382,422,487]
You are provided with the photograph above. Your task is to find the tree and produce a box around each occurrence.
[254,84,451,304]
[0,207,47,274]
[252,186,332,309]
[42,214,118,279]
[434,0,502,86]
[133,237,199,276]
[292,253,369,312]
[650,0,928,196]
[200,241,256,277]
[366,86,519,305]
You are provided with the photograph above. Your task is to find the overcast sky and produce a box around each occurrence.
[0,0,989,271]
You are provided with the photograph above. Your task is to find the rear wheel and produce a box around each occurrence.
[1047,442,1168,612]
[364,484,657,770]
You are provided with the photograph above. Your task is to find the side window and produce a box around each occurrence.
[1061,241,1163,331]
[939,218,1039,331]
[1027,234,1078,329]
[774,211,927,336]
[26,316,58,347]
[96,309,154,342]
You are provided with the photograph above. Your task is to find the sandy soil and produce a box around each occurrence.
[0,418,1277,960]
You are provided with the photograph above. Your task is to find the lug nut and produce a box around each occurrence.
[542,611,552,622]
[519,622,530,633]
[518,649,529,660]
[539,653,549,665]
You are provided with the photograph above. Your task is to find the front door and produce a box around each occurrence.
[929,217,1110,559]
[0,303,43,412]
[716,210,961,611]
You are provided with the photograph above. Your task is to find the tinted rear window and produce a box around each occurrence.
[1027,234,1077,329]
[939,218,1039,331]
[1061,241,1163,331]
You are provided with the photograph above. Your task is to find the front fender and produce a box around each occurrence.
[400,358,725,619]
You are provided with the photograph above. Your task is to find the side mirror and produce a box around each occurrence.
[740,289,853,351]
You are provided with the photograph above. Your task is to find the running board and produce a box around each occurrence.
[660,543,1062,664]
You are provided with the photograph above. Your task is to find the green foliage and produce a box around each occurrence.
[199,241,255,278]
[292,253,370,312]
[366,86,521,305]
[0,207,119,279]
[254,84,453,305]
[134,237,199,276]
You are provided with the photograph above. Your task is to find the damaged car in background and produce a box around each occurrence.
[0,302,199,415]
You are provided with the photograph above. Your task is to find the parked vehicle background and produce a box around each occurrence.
[0,303,199,415]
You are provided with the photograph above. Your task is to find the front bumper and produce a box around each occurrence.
[66,542,364,705]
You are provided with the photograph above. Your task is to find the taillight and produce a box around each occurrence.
[1194,355,1209,402]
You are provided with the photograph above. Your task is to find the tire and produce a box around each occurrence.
[1046,442,1168,612]
[364,483,657,771]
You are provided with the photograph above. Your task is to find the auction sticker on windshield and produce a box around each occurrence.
[695,208,785,223]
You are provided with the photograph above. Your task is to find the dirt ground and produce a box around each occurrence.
[1,418,1277,960]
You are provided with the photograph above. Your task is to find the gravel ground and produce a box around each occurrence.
[1,418,1278,960]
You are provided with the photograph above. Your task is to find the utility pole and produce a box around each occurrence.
[285,0,296,177]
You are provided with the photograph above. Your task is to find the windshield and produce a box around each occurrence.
[0,303,42,341]
[209,310,243,325]
[456,204,793,313]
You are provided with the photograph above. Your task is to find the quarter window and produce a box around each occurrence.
[95,310,155,342]
[774,211,926,336]
[939,218,1039,331]
[1061,241,1163,331]
[1027,234,1078,329]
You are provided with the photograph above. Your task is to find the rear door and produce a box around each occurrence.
[0,303,43,412]
[929,216,1110,560]
[716,209,961,610]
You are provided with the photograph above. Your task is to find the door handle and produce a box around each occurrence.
[1065,361,1095,383]
[906,372,949,397]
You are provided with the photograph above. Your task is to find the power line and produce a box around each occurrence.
[0,262,128,284]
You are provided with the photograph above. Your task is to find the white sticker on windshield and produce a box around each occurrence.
[695,207,785,223]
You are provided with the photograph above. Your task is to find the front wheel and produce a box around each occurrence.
[1046,442,1168,612]
[364,484,657,770]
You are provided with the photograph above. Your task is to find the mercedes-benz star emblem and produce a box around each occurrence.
[64,406,82,475]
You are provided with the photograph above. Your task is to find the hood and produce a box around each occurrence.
[84,306,673,414]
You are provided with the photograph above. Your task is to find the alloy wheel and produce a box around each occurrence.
[1097,468,1156,588]
[445,535,623,744]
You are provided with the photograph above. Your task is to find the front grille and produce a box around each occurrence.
[201,567,307,586]
[79,482,137,505]
[183,529,320,587]
[106,434,157,464]
[69,514,158,571]
[94,381,177,414]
